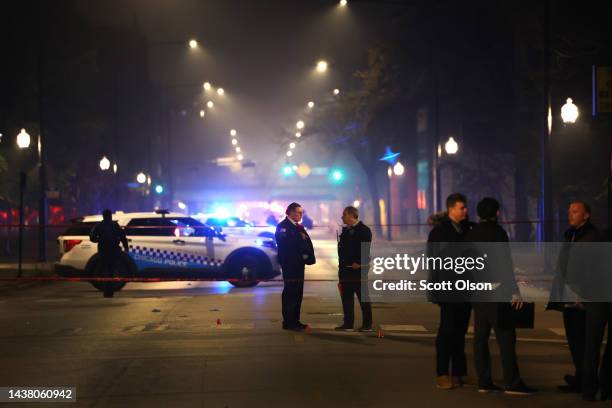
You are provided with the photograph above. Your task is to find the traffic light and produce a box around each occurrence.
[154,184,164,194]
[282,164,294,176]
[330,168,345,184]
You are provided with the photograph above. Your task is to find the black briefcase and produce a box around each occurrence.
[497,302,535,329]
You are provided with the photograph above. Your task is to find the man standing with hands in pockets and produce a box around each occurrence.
[335,206,373,332]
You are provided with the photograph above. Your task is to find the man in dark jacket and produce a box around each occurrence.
[89,209,129,298]
[427,193,474,390]
[466,197,536,395]
[275,202,316,331]
[335,206,373,332]
[547,201,600,394]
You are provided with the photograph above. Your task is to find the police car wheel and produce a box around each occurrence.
[227,254,261,287]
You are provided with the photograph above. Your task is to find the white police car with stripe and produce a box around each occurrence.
[55,210,280,292]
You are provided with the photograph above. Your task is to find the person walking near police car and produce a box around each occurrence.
[89,209,129,298]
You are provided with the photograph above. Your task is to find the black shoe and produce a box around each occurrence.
[564,374,577,387]
[504,383,537,395]
[358,326,374,332]
[282,322,297,330]
[334,324,353,331]
[557,384,581,393]
[297,322,308,329]
[478,384,502,393]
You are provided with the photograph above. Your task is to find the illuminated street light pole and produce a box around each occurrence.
[16,129,31,277]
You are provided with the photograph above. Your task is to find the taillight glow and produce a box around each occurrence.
[63,239,82,252]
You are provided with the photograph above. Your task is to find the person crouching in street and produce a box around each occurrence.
[275,202,316,331]
[335,206,373,332]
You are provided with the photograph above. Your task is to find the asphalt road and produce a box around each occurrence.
[0,237,600,407]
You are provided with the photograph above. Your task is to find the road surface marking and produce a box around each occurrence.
[307,323,339,330]
[35,298,70,303]
[56,328,83,336]
[209,323,255,329]
[549,328,566,336]
[380,324,427,332]
[123,325,147,332]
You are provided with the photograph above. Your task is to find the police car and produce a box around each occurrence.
[55,210,280,292]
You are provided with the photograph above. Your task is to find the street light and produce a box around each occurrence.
[113,163,118,174]
[333,88,340,96]
[339,0,348,6]
[188,39,198,49]
[289,142,296,149]
[203,82,211,90]
[561,97,579,124]
[444,136,459,155]
[237,154,244,161]
[16,128,31,149]
[137,172,147,184]
[316,60,328,73]
[217,88,225,96]
[295,132,302,138]
[99,156,111,171]
[353,199,360,208]
[207,101,214,108]
[230,129,237,136]
[287,151,293,157]
[231,138,238,145]
[147,175,152,186]
[307,101,315,109]
[235,146,241,153]
[393,161,405,176]
[296,120,305,129]
[199,109,205,118]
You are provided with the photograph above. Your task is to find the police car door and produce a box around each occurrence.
[160,217,222,272]
[125,218,180,272]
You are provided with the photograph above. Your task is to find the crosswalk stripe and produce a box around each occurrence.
[222,294,254,298]
[209,323,255,329]
[549,328,566,336]
[123,325,147,332]
[307,323,338,330]
[380,324,427,332]
[35,298,70,303]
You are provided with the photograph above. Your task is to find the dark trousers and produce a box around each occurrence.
[282,269,304,327]
[564,307,586,386]
[339,272,372,328]
[473,303,521,388]
[583,302,612,397]
[98,254,118,297]
[436,302,471,377]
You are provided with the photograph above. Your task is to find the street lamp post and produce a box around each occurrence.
[16,129,31,277]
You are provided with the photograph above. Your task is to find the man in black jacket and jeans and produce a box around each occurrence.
[275,202,316,331]
[335,206,373,332]
[466,197,536,395]
[427,193,474,390]
[547,200,600,394]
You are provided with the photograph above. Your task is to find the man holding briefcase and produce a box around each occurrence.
[466,197,536,395]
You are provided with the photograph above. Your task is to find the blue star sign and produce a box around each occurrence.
[380,146,400,165]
